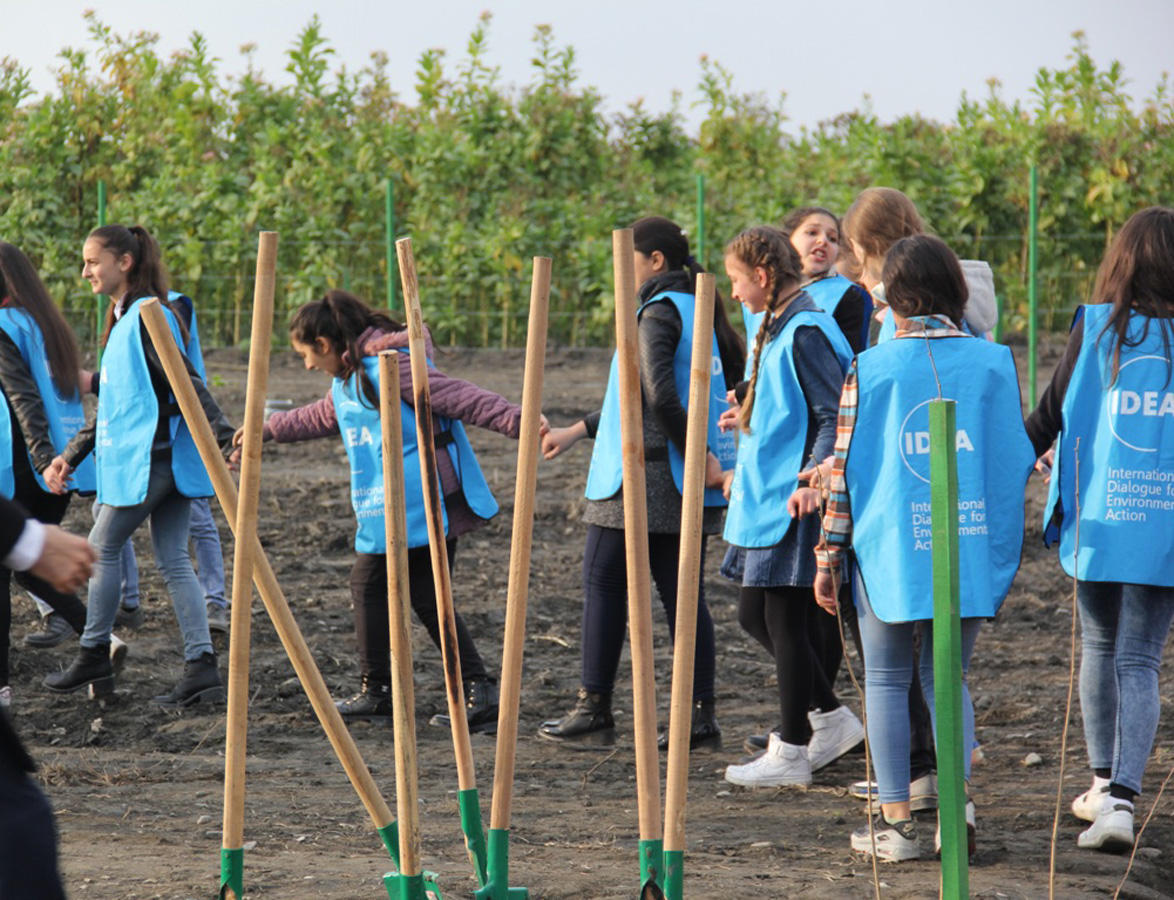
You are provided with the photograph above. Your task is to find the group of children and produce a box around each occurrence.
[1,197,1171,870]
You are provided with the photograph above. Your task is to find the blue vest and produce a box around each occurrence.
[846,336,1033,622]
[168,291,206,380]
[1043,304,1174,586]
[723,308,853,548]
[0,308,96,497]
[332,354,499,552]
[95,298,212,505]
[743,276,863,375]
[585,291,735,507]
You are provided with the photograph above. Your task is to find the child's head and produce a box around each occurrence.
[781,206,840,279]
[1093,206,1174,319]
[289,290,402,389]
[724,226,802,315]
[631,216,692,286]
[842,188,924,287]
[0,241,81,396]
[882,235,968,327]
[85,224,169,348]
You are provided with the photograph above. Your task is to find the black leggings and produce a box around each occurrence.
[580,525,715,702]
[1,479,88,684]
[738,585,839,746]
[349,540,489,688]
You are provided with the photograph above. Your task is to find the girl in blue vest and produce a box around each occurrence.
[538,216,744,750]
[43,225,235,706]
[1026,206,1174,852]
[248,290,520,731]
[719,226,863,789]
[814,234,1034,860]
[0,242,99,705]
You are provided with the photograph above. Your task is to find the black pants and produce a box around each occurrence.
[579,525,715,701]
[738,585,840,746]
[350,540,489,688]
[1,478,88,683]
[0,763,65,899]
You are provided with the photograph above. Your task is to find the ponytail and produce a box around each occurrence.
[289,289,404,407]
[90,224,172,349]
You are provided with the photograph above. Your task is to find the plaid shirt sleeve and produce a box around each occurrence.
[815,361,858,574]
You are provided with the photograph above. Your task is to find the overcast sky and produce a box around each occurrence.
[4,1,1171,131]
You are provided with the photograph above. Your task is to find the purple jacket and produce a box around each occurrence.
[266,326,521,538]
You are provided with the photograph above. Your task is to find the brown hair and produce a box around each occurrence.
[780,206,841,239]
[842,188,924,267]
[725,226,803,431]
[88,224,173,349]
[882,235,968,326]
[1091,206,1174,382]
[0,242,81,397]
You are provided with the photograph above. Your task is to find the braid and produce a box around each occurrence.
[740,306,775,432]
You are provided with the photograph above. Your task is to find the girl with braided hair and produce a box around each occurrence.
[719,226,862,788]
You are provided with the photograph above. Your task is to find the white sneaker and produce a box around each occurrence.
[725,733,812,787]
[850,773,938,812]
[851,815,920,861]
[1077,799,1134,851]
[110,635,129,676]
[934,799,977,856]
[1071,778,1111,823]
[807,706,865,771]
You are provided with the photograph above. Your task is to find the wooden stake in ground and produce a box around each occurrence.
[220,231,277,900]
[477,257,551,900]
[139,300,403,888]
[396,236,488,887]
[611,228,664,893]
[660,273,716,900]
[378,350,438,900]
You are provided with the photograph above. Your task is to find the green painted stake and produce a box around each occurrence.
[639,837,664,892]
[694,173,706,271]
[1028,164,1039,405]
[378,821,401,869]
[458,787,489,887]
[472,829,529,900]
[218,847,243,899]
[386,177,398,312]
[929,400,969,898]
[95,179,107,356]
[992,294,1002,343]
[662,848,683,899]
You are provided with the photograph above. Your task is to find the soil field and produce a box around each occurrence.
[8,341,1174,899]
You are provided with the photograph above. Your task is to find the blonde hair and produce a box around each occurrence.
[842,187,925,267]
[725,226,803,432]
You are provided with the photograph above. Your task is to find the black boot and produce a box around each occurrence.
[43,643,114,696]
[538,688,615,746]
[336,677,393,720]
[657,699,722,752]
[430,678,499,735]
[152,652,224,708]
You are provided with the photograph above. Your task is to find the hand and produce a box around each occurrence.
[43,456,73,495]
[538,414,550,436]
[813,571,839,615]
[542,423,585,460]
[787,486,821,518]
[721,469,735,501]
[1035,448,1055,484]
[78,368,95,394]
[798,455,835,490]
[717,406,741,432]
[30,525,95,593]
[704,452,725,489]
[232,426,246,448]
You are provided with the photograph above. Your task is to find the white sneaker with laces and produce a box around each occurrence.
[1077,799,1134,851]
[1071,778,1111,823]
[849,772,938,811]
[934,799,977,856]
[851,815,920,861]
[724,733,812,787]
[807,706,865,771]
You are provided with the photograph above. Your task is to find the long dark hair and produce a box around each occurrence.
[0,242,81,397]
[1092,206,1174,383]
[89,224,173,349]
[632,216,746,382]
[882,235,968,327]
[289,289,404,407]
[725,226,803,432]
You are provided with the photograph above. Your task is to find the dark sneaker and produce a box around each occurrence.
[206,602,229,634]
[658,699,722,752]
[43,644,115,696]
[24,612,77,648]
[152,652,224,708]
[336,679,393,720]
[537,688,615,747]
[115,604,145,630]
[431,678,499,735]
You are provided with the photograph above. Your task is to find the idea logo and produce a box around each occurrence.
[1106,355,1174,453]
[898,398,975,484]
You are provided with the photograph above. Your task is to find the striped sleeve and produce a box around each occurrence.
[815,361,858,573]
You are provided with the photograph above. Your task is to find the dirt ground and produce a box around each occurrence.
[9,341,1174,899]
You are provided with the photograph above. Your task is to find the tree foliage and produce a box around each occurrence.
[0,17,1169,347]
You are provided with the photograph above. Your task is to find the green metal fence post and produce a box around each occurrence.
[929,400,969,898]
[695,173,706,271]
[1028,164,1039,405]
[386,177,398,312]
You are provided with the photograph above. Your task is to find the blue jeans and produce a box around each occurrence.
[108,497,225,608]
[1077,581,1174,795]
[856,579,981,804]
[82,459,213,660]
